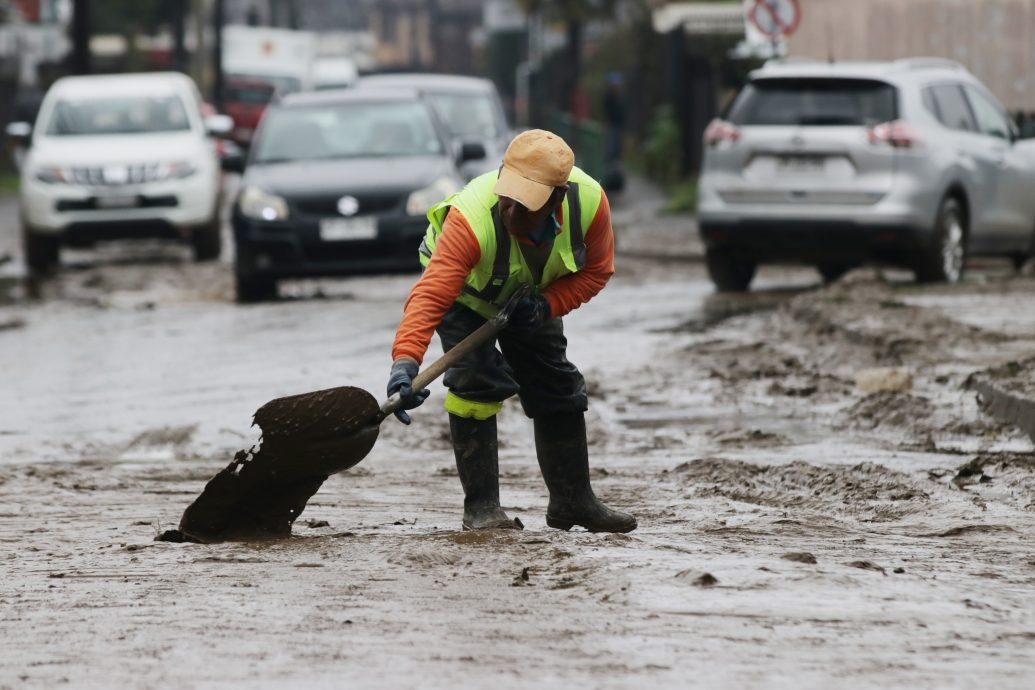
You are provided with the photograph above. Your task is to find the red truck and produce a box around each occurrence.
[223,76,277,148]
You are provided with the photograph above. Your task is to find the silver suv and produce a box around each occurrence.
[698,58,1035,291]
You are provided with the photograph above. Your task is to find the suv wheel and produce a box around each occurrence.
[817,263,852,285]
[22,225,60,273]
[705,247,756,292]
[914,198,965,284]
[234,244,276,302]
[192,215,223,262]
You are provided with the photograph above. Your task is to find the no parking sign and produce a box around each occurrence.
[746,0,802,40]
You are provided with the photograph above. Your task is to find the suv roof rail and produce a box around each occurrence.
[893,57,966,72]
[762,57,823,68]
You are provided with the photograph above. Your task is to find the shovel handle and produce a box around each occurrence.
[380,284,531,417]
[411,318,498,392]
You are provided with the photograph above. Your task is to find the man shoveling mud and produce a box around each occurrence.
[388,129,636,533]
[164,130,635,543]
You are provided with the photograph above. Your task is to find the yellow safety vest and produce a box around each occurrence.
[419,166,604,320]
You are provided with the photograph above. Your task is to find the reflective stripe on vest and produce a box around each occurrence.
[463,204,511,303]
[419,166,602,318]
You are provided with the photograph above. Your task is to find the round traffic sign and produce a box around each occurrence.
[747,0,802,39]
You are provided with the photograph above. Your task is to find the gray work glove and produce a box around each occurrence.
[387,358,430,425]
[507,294,551,334]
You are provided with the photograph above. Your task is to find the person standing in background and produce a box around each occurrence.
[602,72,626,193]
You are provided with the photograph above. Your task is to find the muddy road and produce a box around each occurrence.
[1,186,1035,689]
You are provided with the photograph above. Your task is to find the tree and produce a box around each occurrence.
[92,0,165,35]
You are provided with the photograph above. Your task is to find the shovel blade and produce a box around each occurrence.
[173,386,382,543]
[255,385,382,475]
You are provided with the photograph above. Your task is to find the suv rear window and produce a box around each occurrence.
[727,78,898,127]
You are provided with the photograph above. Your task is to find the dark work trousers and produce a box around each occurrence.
[437,302,589,418]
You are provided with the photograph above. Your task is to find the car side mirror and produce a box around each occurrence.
[5,121,32,145]
[205,114,234,138]
[458,141,486,164]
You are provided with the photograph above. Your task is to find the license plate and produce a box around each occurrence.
[319,217,377,241]
[777,155,826,173]
[95,195,139,209]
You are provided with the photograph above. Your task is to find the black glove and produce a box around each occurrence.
[386,359,430,425]
[507,294,551,334]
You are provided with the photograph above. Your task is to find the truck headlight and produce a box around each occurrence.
[406,176,461,216]
[34,166,68,184]
[239,186,289,221]
[161,161,197,180]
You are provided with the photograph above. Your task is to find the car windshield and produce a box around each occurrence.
[254,101,445,163]
[428,92,503,139]
[727,78,898,127]
[45,95,192,136]
[228,73,300,96]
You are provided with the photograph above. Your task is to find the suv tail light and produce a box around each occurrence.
[704,118,741,147]
[868,120,921,148]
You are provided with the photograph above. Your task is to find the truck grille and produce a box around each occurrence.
[69,164,166,186]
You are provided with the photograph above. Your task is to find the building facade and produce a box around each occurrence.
[788,0,1035,111]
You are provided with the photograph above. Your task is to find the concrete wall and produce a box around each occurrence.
[787,0,1035,111]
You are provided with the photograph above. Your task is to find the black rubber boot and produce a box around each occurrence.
[450,414,523,531]
[534,411,637,533]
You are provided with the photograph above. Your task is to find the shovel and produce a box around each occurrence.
[166,285,531,543]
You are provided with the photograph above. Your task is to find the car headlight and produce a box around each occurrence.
[34,166,68,184]
[239,185,289,221]
[161,161,196,180]
[406,176,462,216]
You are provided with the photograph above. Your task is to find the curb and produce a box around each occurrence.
[967,360,1035,443]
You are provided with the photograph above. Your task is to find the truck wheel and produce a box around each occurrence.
[22,225,60,273]
[705,247,756,292]
[192,215,223,262]
[914,197,965,284]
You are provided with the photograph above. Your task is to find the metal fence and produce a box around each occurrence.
[549,112,606,183]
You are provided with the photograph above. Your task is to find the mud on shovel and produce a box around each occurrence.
[164,285,531,543]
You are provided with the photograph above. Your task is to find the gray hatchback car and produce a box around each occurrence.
[356,73,512,181]
[698,58,1035,291]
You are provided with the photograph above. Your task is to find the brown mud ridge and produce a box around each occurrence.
[673,457,928,521]
[842,391,932,430]
[678,276,1035,450]
[688,276,1012,378]
[784,279,1011,365]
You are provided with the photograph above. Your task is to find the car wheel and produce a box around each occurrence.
[914,197,965,284]
[192,215,223,262]
[22,225,60,273]
[817,262,852,285]
[235,272,276,303]
[705,247,756,292]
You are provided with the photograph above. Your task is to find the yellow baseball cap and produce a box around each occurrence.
[494,129,574,212]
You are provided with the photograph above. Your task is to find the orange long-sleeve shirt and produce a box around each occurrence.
[391,192,615,364]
